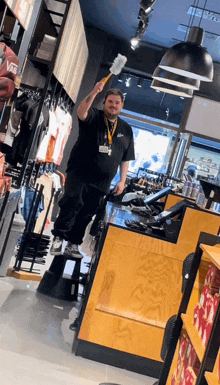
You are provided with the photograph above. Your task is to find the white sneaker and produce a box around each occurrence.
[64,242,83,259]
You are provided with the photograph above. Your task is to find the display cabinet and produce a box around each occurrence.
[158,237,220,385]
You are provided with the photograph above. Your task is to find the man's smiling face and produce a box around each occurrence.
[103,94,124,120]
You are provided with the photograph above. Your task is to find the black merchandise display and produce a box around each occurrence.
[124,199,197,241]
[144,186,172,205]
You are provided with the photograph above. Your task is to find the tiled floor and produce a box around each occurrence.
[0,223,158,385]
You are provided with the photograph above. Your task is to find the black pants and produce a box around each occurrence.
[52,170,105,245]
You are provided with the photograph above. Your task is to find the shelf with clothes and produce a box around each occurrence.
[1,86,50,172]
[0,0,75,188]
[0,0,86,278]
[1,83,72,190]
[19,161,64,232]
[0,0,80,188]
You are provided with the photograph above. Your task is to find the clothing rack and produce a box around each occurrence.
[2,82,72,190]
[5,162,36,188]
[13,183,55,274]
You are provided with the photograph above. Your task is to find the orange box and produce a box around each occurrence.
[191,356,200,377]
[205,264,220,289]
[0,152,5,176]
[193,303,205,331]
[204,295,213,319]
[179,335,189,359]
[198,316,206,340]
[176,356,183,380]
[202,319,212,347]
[0,176,12,196]
[184,367,197,385]
[208,293,220,323]
[171,371,179,385]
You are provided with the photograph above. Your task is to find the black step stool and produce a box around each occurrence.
[37,253,83,301]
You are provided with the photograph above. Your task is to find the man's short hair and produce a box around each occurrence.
[104,88,124,103]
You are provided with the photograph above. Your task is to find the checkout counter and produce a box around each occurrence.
[73,193,220,378]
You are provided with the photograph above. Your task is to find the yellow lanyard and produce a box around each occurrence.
[104,116,118,145]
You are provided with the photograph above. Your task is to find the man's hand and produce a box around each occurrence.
[93,80,105,95]
[113,181,125,196]
[77,80,105,121]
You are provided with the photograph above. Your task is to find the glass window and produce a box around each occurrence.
[182,136,220,182]
[129,126,171,174]
[111,110,178,187]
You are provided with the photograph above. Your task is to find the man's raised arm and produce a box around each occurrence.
[77,80,104,121]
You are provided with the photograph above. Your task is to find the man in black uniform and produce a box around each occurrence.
[50,79,135,257]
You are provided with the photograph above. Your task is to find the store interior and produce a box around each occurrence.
[1,0,220,385]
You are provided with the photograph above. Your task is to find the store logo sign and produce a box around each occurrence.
[6,61,18,75]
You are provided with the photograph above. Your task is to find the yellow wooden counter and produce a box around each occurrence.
[75,196,220,377]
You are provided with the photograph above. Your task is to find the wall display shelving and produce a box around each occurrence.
[1,0,88,188]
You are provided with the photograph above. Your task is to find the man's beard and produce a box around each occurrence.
[104,109,118,120]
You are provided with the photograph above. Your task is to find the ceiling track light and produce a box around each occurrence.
[151,79,194,98]
[130,1,156,50]
[118,72,124,82]
[130,36,140,50]
[137,77,144,87]
[137,20,148,37]
[138,8,152,22]
[140,0,157,14]
[130,21,147,50]
[125,77,131,87]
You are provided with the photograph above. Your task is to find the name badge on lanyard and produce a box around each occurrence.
[99,145,109,153]
[99,145,112,155]
[103,116,117,156]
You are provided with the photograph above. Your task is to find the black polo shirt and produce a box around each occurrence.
[67,108,135,193]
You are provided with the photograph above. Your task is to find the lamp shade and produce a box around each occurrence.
[151,79,193,98]
[158,27,214,82]
[152,66,200,90]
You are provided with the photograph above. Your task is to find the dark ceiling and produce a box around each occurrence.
[79,0,220,63]
[77,0,220,125]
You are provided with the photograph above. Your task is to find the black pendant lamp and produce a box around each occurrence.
[152,66,200,90]
[151,79,194,98]
[158,26,213,82]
